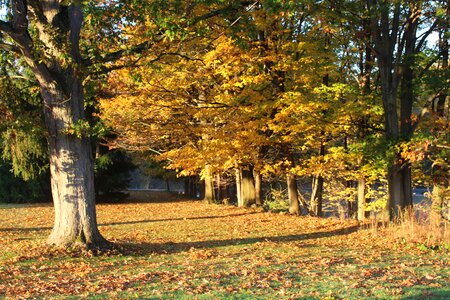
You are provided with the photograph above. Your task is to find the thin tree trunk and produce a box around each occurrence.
[184,177,189,196]
[216,173,221,202]
[200,179,206,201]
[191,176,198,198]
[165,179,170,192]
[254,170,263,206]
[203,165,215,204]
[357,176,366,221]
[287,173,300,215]
[310,142,325,217]
[235,167,243,207]
[347,181,357,219]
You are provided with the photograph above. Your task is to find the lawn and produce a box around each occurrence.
[0,199,449,299]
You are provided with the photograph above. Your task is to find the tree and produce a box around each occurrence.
[365,0,445,220]
[1,0,259,248]
[0,1,110,248]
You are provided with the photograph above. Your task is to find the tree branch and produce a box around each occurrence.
[82,39,159,67]
[0,41,21,54]
[0,20,13,34]
[11,0,28,34]
[416,20,438,52]
[91,51,203,76]
[417,49,444,79]
[190,0,256,25]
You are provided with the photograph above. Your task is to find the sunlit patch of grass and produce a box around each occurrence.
[1,199,449,299]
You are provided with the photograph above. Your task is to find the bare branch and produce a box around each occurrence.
[82,39,159,67]
[91,51,203,76]
[416,20,438,52]
[190,0,256,25]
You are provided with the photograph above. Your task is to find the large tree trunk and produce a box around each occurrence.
[387,165,403,220]
[287,173,300,215]
[0,1,109,249]
[367,1,402,221]
[235,166,256,207]
[42,73,107,249]
[241,167,256,207]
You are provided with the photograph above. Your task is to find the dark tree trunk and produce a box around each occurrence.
[165,179,170,192]
[235,167,242,206]
[356,26,372,222]
[347,181,357,219]
[241,167,256,207]
[310,143,325,217]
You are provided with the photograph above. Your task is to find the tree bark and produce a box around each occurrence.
[357,177,366,221]
[241,167,256,207]
[287,173,300,215]
[347,181,357,219]
[254,170,263,206]
[0,1,108,249]
[430,21,449,226]
[44,84,107,248]
[310,143,325,217]
[215,173,221,202]
[235,167,243,206]
[430,185,446,228]
[203,165,215,204]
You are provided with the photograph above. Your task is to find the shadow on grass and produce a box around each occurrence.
[401,288,450,299]
[118,225,360,256]
[0,212,256,233]
[0,226,52,233]
[98,212,256,227]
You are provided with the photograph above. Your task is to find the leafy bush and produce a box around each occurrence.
[264,188,289,212]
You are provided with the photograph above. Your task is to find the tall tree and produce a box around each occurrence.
[0,1,109,248]
[366,0,444,220]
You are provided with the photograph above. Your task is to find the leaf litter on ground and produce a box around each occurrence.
[0,199,449,299]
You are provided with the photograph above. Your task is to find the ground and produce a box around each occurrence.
[0,197,449,299]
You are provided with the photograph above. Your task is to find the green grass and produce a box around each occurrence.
[0,200,449,299]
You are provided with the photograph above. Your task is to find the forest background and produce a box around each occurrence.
[0,0,448,249]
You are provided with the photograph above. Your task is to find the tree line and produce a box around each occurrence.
[0,1,448,250]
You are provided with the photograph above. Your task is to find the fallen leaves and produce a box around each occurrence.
[1,199,449,299]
